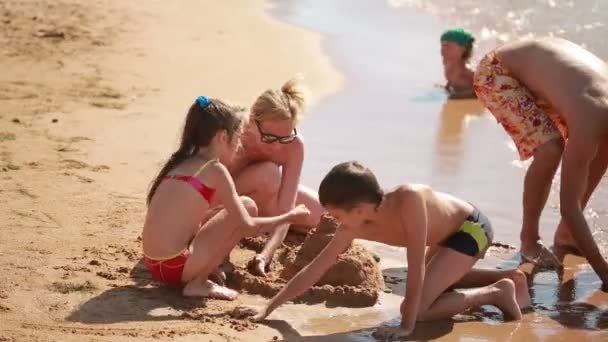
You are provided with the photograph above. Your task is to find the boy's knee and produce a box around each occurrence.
[415,296,435,321]
[240,196,259,216]
[508,269,527,284]
[416,308,434,322]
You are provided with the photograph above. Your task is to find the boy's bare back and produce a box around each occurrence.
[343,184,475,248]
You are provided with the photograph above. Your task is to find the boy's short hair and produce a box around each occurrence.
[319,161,384,210]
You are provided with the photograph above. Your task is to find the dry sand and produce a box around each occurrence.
[0,0,342,341]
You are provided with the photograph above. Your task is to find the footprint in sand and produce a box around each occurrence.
[63,171,94,183]
[61,272,74,280]
[0,132,16,142]
[81,86,129,110]
[55,146,79,153]
[89,101,127,110]
[0,82,40,101]
[23,246,52,255]
[60,159,89,169]
[16,187,37,199]
[91,165,110,172]
[96,88,123,99]
[96,271,117,280]
[69,136,92,143]
[53,265,91,273]
[11,209,60,228]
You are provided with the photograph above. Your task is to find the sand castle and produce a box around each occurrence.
[228,215,384,307]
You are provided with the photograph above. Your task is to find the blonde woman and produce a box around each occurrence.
[227,78,325,276]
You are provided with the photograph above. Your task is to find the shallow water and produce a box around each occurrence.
[267,0,608,340]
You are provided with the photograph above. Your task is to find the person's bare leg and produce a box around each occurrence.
[418,248,522,321]
[183,220,240,299]
[554,143,608,255]
[419,279,522,321]
[234,162,281,213]
[197,206,231,285]
[452,268,531,309]
[181,198,258,300]
[520,138,564,268]
[184,227,245,300]
[560,136,608,288]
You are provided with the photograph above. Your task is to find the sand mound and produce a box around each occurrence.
[228,215,384,307]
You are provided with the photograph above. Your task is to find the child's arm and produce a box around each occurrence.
[213,162,308,231]
[253,140,305,271]
[253,228,354,320]
[399,191,428,334]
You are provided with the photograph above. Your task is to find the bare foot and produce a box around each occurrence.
[492,279,523,321]
[248,255,269,277]
[209,268,226,285]
[553,222,582,257]
[183,280,238,300]
[508,270,531,309]
[521,240,562,269]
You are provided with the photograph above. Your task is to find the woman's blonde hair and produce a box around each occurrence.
[252,77,308,123]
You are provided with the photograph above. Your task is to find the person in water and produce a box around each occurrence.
[142,96,310,300]
[247,161,530,339]
[441,27,476,99]
[474,38,608,287]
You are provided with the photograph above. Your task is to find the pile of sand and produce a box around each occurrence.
[228,215,384,307]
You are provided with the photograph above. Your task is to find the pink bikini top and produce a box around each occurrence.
[163,159,216,202]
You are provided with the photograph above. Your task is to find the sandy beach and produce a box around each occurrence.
[1,0,608,341]
[0,0,341,340]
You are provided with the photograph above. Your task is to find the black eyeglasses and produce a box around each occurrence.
[255,120,298,144]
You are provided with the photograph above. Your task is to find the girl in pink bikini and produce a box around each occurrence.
[143,96,310,300]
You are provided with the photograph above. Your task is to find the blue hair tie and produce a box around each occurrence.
[197,96,210,108]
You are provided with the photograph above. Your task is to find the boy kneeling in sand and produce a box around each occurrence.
[247,161,529,339]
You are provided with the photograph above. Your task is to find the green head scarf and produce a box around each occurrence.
[440,27,474,47]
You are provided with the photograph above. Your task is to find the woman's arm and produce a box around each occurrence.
[254,139,305,270]
[212,161,308,231]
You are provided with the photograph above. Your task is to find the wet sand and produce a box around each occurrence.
[271,0,608,340]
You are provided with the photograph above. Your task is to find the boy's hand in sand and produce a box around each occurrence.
[288,204,311,225]
[251,307,271,322]
[372,325,414,340]
[230,305,270,322]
